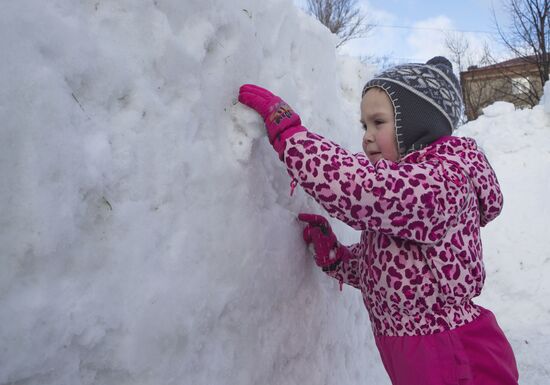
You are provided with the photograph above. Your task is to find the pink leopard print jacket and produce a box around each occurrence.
[283,131,503,337]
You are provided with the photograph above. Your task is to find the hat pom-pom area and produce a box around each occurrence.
[426,56,453,70]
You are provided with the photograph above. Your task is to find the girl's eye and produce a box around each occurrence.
[361,123,368,131]
[375,120,384,125]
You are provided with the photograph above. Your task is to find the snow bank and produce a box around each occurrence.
[0,1,385,384]
[457,99,550,384]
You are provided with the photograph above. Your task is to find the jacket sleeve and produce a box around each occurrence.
[469,151,503,226]
[319,241,364,290]
[283,130,468,244]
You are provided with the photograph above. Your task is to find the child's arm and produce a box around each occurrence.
[284,131,467,244]
[237,85,464,244]
[467,151,503,226]
[298,213,363,290]
[319,241,363,290]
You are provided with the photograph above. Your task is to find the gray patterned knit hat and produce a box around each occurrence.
[362,56,463,156]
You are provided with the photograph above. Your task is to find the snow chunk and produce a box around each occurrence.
[540,80,550,114]
[482,101,516,117]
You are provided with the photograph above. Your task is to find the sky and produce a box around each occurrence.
[293,0,509,69]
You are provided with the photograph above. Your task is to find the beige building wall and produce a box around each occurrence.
[461,66,543,120]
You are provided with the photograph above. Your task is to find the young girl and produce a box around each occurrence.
[238,56,519,385]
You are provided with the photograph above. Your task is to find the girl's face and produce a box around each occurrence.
[360,88,399,164]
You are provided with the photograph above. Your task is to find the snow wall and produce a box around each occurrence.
[1,1,384,384]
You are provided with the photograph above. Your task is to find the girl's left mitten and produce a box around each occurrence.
[297,213,351,269]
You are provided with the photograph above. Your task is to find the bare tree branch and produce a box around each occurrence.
[493,0,550,89]
[306,0,374,48]
[446,33,494,120]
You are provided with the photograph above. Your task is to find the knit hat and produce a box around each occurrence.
[362,56,463,156]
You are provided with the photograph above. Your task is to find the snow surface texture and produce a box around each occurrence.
[0,0,548,384]
[457,98,550,384]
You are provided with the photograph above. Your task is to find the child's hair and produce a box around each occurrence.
[362,56,463,156]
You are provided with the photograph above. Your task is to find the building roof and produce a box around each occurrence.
[465,54,545,73]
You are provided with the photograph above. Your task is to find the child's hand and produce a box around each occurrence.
[298,213,350,268]
[238,84,306,159]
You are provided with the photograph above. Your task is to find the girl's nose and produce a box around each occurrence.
[363,130,374,143]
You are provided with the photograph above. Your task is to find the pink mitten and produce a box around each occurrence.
[238,84,306,159]
[297,213,351,269]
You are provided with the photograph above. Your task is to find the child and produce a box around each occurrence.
[238,56,519,385]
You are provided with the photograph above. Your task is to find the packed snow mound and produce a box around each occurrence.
[457,98,550,385]
[481,101,516,117]
[0,1,384,385]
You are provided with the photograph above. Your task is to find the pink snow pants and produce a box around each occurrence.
[374,307,519,385]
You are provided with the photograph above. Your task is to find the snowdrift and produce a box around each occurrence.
[1,1,384,384]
